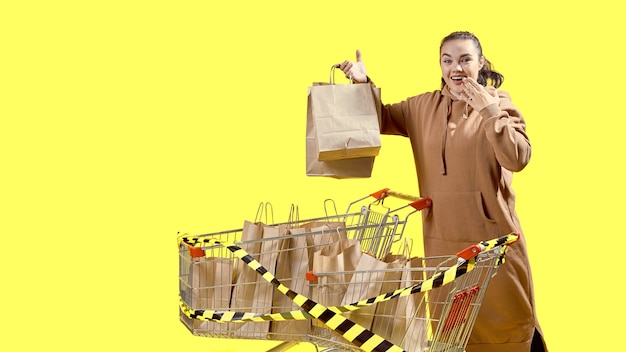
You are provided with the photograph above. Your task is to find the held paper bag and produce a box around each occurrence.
[306,87,375,178]
[309,68,382,161]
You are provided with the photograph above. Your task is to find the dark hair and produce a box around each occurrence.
[440,31,504,88]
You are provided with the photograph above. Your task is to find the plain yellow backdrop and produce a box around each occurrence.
[2,1,624,351]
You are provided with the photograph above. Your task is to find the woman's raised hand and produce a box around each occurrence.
[335,50,368,83]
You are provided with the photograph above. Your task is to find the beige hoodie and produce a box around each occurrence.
[378,84,547,352]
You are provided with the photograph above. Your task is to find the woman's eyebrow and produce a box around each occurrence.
[441,52,473,58]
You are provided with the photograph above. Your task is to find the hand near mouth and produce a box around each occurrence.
[461,77,500,111]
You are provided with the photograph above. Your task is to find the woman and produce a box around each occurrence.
[336,31,548,352]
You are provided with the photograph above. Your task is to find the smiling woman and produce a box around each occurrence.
[335,31,548,352]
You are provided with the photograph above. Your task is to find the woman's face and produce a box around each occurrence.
[440,39,485,95]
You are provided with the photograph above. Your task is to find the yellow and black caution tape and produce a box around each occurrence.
[179,296,316,324]
[179,252,473,322]
[177,233,518,352]
[178,233,513,323]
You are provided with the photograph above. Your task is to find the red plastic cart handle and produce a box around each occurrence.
[370,188,432,210]
[370,188,391,200]
[456,245,482,260]
[409,197,432,211]
[456,232,521,260]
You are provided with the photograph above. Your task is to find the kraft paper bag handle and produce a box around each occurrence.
[323,198,340,219]
[286,204,300,229]
[330,65,354,85]
[401,237,414,259]
[318,224,345,246]
[254,201,275,224]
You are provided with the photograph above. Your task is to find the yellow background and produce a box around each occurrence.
[2,1,623,351]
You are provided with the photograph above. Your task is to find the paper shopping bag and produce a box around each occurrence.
[370,253,408,340]
[306,88,375,178]
[309,73,382,161]
[230,220,264,309]
[311,236,362,340]
[270,227,311,339]
[189,254,232,333]
[302,220,348,270]
[340,253,389,330]
[312,237,362,308]
[389,256,428,352]
[231,223,286,338]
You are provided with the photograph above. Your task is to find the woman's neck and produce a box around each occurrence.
[448,87,463,99]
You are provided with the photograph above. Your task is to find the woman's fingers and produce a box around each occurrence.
[337,61,351,71]
[462,77,481,92]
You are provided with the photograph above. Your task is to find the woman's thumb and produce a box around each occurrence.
[356,49,362,62]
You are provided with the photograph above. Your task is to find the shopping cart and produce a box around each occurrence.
[178,189,519,352]
[305,234,519,352]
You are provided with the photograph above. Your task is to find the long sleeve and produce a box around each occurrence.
[368,78,412,137]
[379,100,412,136]
[480,90,531,172]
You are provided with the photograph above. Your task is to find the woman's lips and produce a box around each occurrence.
[451,77,464,85]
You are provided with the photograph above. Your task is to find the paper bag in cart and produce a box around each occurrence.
[188,254,232,333]
[308,66,382,161]
[370,253,408,340]
[389,256,428,352]
[270,227,311,340]
[230,222,285,338]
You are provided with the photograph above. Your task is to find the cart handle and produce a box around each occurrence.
[370,188,432,211]
[456,232,520,260]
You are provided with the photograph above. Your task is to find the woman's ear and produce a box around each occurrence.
[479,55,486,70]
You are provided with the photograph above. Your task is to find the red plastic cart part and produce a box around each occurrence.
[187,246,206,258]
[370,188,390,200]
[442,286,480,332]
[409,197,432,210]
[456,244,482,260]
[370,188,433,210]
[306,271,318,283]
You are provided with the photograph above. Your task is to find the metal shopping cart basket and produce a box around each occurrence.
[177,189,519,352]
[305,233,519,352]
